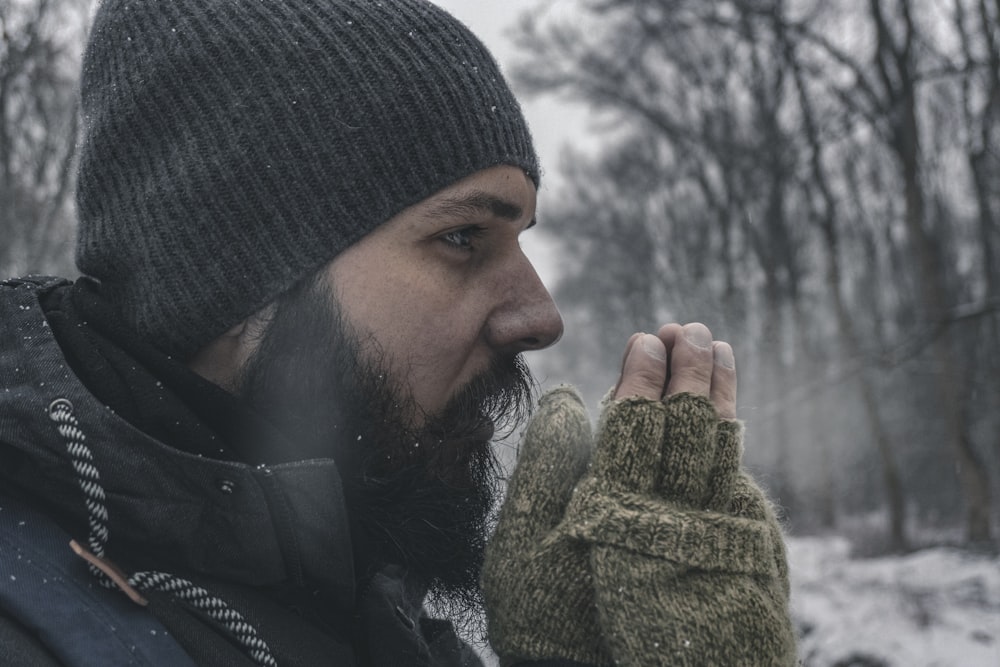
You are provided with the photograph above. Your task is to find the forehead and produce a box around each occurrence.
[324,165,538,274]
[404,165,538,228]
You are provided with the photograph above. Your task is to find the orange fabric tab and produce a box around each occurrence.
[69,540,148,606]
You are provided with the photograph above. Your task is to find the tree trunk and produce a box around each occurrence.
[874,0,994,547]
[782,18,909,548]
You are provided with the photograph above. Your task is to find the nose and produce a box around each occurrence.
[485,253,564,354]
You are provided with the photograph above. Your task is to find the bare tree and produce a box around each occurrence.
[779,11,909,550]
[787,0,994,545]
[954,0,1000,493]
[512,0,998,549]
[0,0,89,278]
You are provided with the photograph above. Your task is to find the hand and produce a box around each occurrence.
[481,387,613,667]
[614,322,736,419]
[563,322,797,666]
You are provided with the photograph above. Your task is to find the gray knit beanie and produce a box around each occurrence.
[75,0,538,359]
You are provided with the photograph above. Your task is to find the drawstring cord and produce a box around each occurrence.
[48,398,279,667]
[70,538,149,606]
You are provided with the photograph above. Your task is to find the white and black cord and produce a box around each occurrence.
[49,398,278,667]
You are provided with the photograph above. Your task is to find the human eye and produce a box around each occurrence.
[439,225,486,251]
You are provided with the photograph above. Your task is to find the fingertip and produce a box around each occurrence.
[656,323,682,351]
[657,323,683,380]
[682,322,713,349]
[620,332,643,367]
[614,332,644,396]
[710,342,738,419]
[614,333,667,400]
[665,322,715,398]
[639,333,667,361]
[713,341,735,370]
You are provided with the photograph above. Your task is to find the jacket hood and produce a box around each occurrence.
[0,277,355,609]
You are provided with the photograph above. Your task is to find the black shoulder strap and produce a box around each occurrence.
[0,496,198,667]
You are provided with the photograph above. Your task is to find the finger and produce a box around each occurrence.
[656,322,683,349]
[658,393,719,506]
[665,323,714,398]
[593,396,667,494]
[613,332,643,397]
[500,386,593,545]
[703,419,743,512]
[656,322,683,393]
[614,334,667,400]
[710,341,738,419]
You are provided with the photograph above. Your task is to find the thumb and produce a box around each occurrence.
[614,333,668,400]
[497,386,593,546]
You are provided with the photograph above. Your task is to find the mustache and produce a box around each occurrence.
[459,353,535,439]
[368,353,536,484]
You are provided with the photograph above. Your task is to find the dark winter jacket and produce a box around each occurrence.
[0,277,487,666]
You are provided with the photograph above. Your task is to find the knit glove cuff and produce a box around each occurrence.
[561,479,779,576]
[557,392,780,575]
[571,390,797,665]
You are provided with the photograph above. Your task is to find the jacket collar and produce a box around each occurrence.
[0,277,356,610]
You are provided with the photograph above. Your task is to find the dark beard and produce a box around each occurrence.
[233,272,534,637]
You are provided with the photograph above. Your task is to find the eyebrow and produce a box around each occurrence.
[425,190,535,227]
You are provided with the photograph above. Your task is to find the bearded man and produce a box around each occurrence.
[0,1,797,665]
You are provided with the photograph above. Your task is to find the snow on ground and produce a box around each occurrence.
[788,536,1000,666]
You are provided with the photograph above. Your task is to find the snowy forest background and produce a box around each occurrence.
[2,0,998,663]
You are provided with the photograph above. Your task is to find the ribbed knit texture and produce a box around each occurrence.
[574,393,797,666]
[76,0,538,359]
[483,389,797,667]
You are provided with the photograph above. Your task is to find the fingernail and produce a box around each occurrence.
[714,344,735,369]
[640,333,667,361]
[684,324,712,349]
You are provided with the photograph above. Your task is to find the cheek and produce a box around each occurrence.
[327,247,498,414]
[337,278,489,412]
[381,298,489,411]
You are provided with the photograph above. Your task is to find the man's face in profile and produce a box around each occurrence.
[233,165,563,623]
[324,164,563,423]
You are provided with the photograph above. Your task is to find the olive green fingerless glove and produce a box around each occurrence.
[563,392,797,666]
[481,387,613,667]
